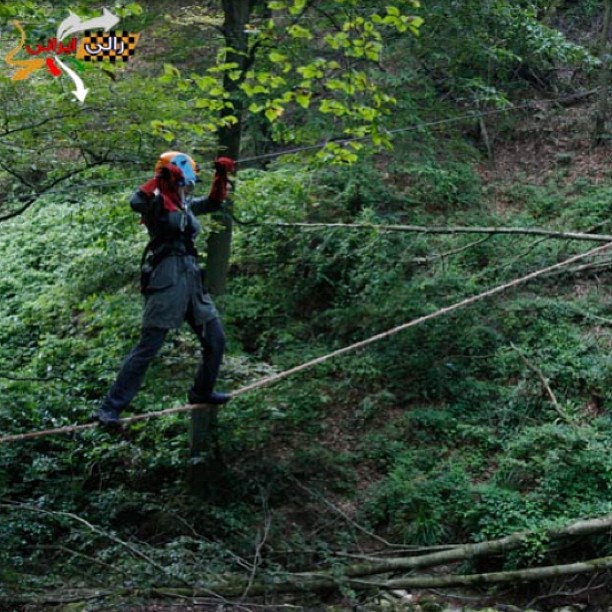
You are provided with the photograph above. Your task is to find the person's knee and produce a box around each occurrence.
[136,327,167,358]
[205,318,225,355]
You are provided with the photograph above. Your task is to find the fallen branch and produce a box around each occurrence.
[548,259,612,277]
[0,502,239,605]
[4,515,612,601]
[337,514,612,578]
[365,555,612,590]
[86,515,612,593]
[82,554,612,597]
[205,514,612,595]
[0,590,115,606]
[409,236,494,265]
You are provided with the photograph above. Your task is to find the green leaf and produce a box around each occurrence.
[319,99,347,116]
[269,51,288,63]
[288,24,313,39]
[125,2,143,15]
[297,63,324,79]
[265,105,284,121]
[409,16,424,35]
[295,92,311,108]
[288,0,307,15]
[163,63,180,77]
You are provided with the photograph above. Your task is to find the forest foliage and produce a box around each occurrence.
[0,0,611,609]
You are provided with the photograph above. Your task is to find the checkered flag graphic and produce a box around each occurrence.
[77,30,140,63]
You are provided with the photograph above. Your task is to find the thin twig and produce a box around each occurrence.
[162,509,255,572]
[510,343,563,413]
[407,235,493,265]
[292,478,407,551]
[0,373,72,384]
[526,573,606,608]
[29,544,119,575]
[240,494,273,602]
[553,259,612,276]
[0,502,243,605]
[0,502,181,582]
[510,343,573,424]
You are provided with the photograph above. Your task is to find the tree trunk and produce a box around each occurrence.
[205,0,254,296]
[188,404,224,499]
[593,0,612,146]
[192,1,256,496]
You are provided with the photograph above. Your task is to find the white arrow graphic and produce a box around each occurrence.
[57,8,119,41]
[54,56,89,103]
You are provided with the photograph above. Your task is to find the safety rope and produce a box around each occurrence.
[1,240,610,445]
[235,221,612,244]
[235,91,600,165]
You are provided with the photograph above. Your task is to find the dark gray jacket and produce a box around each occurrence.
[131,191,219,330]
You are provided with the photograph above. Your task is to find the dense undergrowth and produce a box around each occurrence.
[1,0,612,608]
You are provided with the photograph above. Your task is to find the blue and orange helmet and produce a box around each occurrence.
[155,151,199,187]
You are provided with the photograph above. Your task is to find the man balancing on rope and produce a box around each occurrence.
[93,152,235,427]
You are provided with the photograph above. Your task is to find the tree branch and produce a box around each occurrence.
[240,494,272,601]
[81,553,612,597]
[0,159,36,189]
[0,502,241,605]
[365,555,612,590]
[0,160,110,222]
[0,195,38,222]
[0,109,88,139]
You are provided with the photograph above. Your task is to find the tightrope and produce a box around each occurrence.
[1,241,610,445]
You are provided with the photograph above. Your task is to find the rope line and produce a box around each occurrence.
[1,241,610,445]
[243,221,612,243]
[236,90,600,165]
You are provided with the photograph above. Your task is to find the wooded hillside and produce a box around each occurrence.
[1,1,611,610]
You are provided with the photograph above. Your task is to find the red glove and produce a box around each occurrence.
[214,156,236,176]
[208,157,235,204]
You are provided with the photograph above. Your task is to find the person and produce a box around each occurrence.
[93,151,235,427]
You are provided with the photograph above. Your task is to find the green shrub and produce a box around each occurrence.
[363,452,472,545]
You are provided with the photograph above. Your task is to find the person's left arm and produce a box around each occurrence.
[190,157,235,216]
[190,195,222,216]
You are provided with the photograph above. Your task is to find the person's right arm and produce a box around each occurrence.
[132,190,188,234]
[130,189,153,215]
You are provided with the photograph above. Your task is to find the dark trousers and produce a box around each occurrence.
[100,316,225,415]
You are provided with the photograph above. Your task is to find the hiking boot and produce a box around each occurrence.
[187,390,231,405]
[91,405,122,428]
